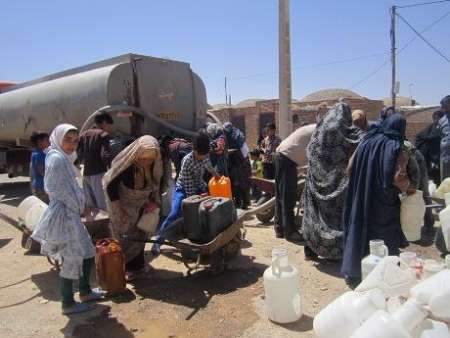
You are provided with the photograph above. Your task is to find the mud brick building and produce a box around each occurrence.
[210,89,384,148]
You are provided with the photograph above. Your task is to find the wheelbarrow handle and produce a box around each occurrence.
[121,234,164,244]
[120,234,200,254]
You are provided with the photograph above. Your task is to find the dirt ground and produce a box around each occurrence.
[0,175,444,338]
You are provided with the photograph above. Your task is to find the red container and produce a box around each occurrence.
[95,239,126,294]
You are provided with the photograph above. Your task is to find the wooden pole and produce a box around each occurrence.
[279,0,292,139]
[390,6,397,108]
[224,76,228,106]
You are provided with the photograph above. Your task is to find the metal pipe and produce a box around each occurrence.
[80,105,198,138]
[206,111,223,126]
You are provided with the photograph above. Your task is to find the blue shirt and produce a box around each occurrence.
[30,149,46,190]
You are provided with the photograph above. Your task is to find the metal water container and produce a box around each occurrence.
[0,53,207,144]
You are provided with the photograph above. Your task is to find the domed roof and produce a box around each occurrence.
[211,103,230,110]
[235,98,264,108]
[300,88,362,102]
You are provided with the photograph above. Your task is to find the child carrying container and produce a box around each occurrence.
[151,130,219,256]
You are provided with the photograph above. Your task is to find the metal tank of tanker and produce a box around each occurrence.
[0,54,207,176]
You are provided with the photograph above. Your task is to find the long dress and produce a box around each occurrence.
[32,149,95,279]
[103,136,163,264]
[341,113,410,280]
[302,103,360,259]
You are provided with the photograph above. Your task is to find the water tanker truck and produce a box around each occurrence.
[0,53,212,177]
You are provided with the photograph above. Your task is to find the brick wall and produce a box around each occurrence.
[295,98,384,121]
[211,98,384,148]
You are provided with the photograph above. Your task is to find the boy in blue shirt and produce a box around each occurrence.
[30,132,50,203]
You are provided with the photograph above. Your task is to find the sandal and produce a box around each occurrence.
[62,302,96,315]
[125,271,137,282]
[80,288,105,302]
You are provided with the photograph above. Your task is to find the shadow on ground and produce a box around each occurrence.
[313,259,342,278]
[31,269,60,301]
[0,181,30,207]
[0,270,58,310]
[0,238,13,249]
[273,314,314,332]
[62,304,134,338]
[133,253,267,321]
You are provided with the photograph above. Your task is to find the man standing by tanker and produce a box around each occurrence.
[274,123,315,241]
[77,113,114,211]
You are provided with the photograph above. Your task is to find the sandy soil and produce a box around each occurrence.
[0,175,444,338]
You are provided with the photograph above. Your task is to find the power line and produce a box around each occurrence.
[350,8,450,89]
[397,0,450,9]
[397,9,450,52]
[228,53,385,81]
[350,60,390,89]
[396,12,450,62]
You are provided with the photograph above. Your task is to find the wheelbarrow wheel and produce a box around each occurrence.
[209,249,226,275]
[182,250,201,272]
[255,195,275,224]
[224,235,242,260]
[47,256,61,272]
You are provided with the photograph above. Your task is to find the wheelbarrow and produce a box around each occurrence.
[251,175,306,225]
[0,205,110,269]
[123,197,275,275]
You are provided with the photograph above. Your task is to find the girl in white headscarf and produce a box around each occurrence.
[32,124,102,315]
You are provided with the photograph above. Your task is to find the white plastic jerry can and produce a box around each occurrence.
[351,299,428,338]
[361,239,389,281]
[17,195,48,231]
[263,248,302,323]
[356,256,416,298]
[400,190,426,242]
[420,320,450,338]
[410,270,450,321]
[313,289,386,338]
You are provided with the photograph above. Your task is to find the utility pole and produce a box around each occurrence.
[390,6,397,109]
[224,76,228,106]
[278,0,292,139]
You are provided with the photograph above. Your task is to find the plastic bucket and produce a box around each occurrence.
[18,196,47,221]
[24,203,48,231]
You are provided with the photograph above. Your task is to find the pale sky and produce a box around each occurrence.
[2,0,449,106]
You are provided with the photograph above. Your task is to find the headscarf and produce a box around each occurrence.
[223,122,245,150]
[367,112,406,142]
[49,123,78,163]
[352,109,368,131]
[206,123,223,139]
[441,95,450,109]
[103,135,163,192]
[380,106,396,120]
